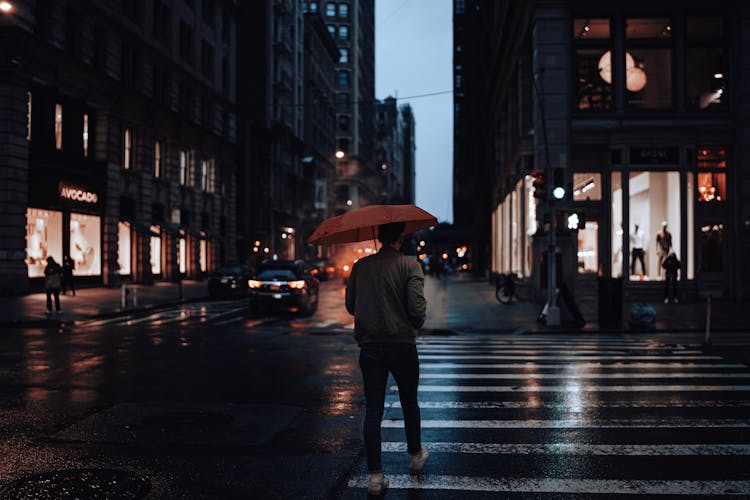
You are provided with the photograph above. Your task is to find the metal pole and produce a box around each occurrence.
[536,68,560,326]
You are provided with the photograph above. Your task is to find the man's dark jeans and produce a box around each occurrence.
[359,342,421,473]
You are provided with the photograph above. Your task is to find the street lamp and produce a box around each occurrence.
[335,150,345,159]
[0,1,13,13]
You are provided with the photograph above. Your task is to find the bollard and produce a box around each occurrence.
[121,284,128,310]
[705,294,712,345]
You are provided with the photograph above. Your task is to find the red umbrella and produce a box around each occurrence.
[307,204,438,245]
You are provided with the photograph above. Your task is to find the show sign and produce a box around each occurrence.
[59,182,99,205]
[630,147,679,165]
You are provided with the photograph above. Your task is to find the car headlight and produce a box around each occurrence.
[248,279,262,288]
[288,280,306,289]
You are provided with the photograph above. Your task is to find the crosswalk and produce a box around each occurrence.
[345,334,750,497]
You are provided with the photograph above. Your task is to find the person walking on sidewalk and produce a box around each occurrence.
[61,255,76,296]
[662,251,681,303]
[44,256,63,314]
[345,221,429,495]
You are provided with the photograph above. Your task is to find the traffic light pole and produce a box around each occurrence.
[536,68,561,326]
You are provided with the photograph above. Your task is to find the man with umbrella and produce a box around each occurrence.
[345,221,429,494]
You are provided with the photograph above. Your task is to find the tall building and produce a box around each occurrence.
[0,0,237,294]
[454,0,750,319]
[400,103,416,205]
[375,97,416,205]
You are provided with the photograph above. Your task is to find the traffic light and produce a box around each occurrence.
[532,170,547,200]
[552,167,566,200]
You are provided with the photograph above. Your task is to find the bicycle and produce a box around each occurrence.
[492,272,516,304]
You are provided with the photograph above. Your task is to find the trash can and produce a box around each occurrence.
[598,277,622,327]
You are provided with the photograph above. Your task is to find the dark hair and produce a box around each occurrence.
[378,222,405,244]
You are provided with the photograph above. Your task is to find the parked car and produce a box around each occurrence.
[248,260,319,315]
[207,264,252,298]
[308,259,335,281]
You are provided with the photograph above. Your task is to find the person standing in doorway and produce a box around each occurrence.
[345,222,429,495]
[662,251,681,303]
[656,221,673,277]
[630,223,646,277]
[61,255,76,296]
[44,256,63,314]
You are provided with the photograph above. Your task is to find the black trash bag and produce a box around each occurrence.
[629,302,655,328]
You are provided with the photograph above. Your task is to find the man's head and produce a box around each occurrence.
[378,222,406,247]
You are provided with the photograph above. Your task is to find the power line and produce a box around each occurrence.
[271,89,454,108]
[377,0,411,27]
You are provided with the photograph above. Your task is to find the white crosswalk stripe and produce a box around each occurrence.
[75,300,251,328]
[346,334,750,496]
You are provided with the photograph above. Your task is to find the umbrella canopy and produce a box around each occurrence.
[307,204,438,245]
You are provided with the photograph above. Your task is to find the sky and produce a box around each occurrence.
[375,0,454,224]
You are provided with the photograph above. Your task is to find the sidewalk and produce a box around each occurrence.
[422,272,749,333]
[0,281,210,328]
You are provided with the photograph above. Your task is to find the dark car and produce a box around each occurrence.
[248,260,319,315]
[207,264,252,298]
[308,259,336,281]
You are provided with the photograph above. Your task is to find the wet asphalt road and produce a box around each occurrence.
[0,279,749,498]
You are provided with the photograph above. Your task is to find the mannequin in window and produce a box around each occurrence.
[656,221,672,277]
[630,223,646,277]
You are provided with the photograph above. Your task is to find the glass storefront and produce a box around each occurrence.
[117,221,131,275]
[611,172,624,278]
[26,208,63,278]
[179,237,187,274]
[70,213,101,276]
[577,221,599,274]
[199,238,207,273]
[150,226,162,275]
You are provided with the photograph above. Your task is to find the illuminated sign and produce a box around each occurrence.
[59,182,98,204]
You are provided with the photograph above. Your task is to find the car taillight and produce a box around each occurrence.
[248,279,262,288]
[288,280,306,289]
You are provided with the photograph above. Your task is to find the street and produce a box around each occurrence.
[0,277,749,498]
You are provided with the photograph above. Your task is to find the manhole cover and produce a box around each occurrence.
[0,468,150,499]
[137,410,234,431]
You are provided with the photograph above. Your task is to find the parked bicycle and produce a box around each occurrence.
[492,272,516,304]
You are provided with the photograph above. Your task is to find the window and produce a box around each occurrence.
[336,92,348,111]
[697,147,726,202]
[611,172,624,277]
[179,148,188,185]
[150,226,162,274]
[626,18,673,109]
[338,70,349,87]
[26,91,31,141]
[338,114,350,131]
[202,0,214,26]
[309,1,318,13]
[153,0,169,41]
[70,213,101,276]
[686,18,726,111]
[207,159,216,193]
[117,221,131,275]
[700,223,723,272]
[326,2,336,16]
[327,24,336,37]
[54,103,63,149]
[82,114,89,157]
[199,238,207,272]
[201,40,214,79]
[200,159,208,190]
[577,221,599,273]
[179,20,194,63]
[154,139,162,178]
[123,127,134,169]
[573,18,612,111]
[26,208,63,278]
[572,173,601,201]
[179,237,187,273]
[339,48,348,63]
[338,25,348,41]
[338,2,348,17]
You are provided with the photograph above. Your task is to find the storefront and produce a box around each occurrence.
[26,181,102,281]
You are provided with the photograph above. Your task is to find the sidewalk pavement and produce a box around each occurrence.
[422,272,749,334]
[0,281,210,328]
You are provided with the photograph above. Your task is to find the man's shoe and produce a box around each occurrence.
[410,445,429,473]
[367,473,389,495]
[45,309,52,315]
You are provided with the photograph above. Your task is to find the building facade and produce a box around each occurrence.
[375,97,416,205]
[0,0,237,294]
[454,0,750,318]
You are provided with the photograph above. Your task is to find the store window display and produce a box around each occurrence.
[26,209,63,278]
[117,222,131,275]
[70,213,101,276]
[150,226,162,275]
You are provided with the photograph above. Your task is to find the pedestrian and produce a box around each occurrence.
[61,255,76,296]
[345,221,429,495]
[630,223,646,277]
[44,256,63,314]
[662,251,681,303]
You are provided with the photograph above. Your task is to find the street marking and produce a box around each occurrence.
[419,363,747,369]
[381,419,750,428]
[387,400,750,409]
[419,355,722,360]
[391,384,750,392]
[419,372,750,380]
[206,306,249,321]
[380,442,750,455]
[417,349,704,355]
[212,317,243,326]
[77,315,135,327]
[347,475,750,495]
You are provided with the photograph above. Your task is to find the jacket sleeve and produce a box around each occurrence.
[406,261,426,328]
[345,263,357,315]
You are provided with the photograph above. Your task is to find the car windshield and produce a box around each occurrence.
[217,266,244,274]
[256,269,298,280]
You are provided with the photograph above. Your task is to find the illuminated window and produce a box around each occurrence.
[150,226,162,274]
[200,159,208,190]
[154,140,162,178]
[179,148,188,185]
[697,147,726,202]
[83,114,89,157]
[179,237,187,274]
[55,103,63,149]
[26,91,32,141]
[338,25,348,41]
[572,173,602,201]
[625,18,673,110]
[339,48,348,63]
[338,3,348,18]
[70,213,101,276]
[26,209,63,278]
[124,127,133,169]
[326,2,335,16]
[199,238,207,272]
[117,221,131,275]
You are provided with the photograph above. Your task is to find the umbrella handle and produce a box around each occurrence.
[372,226,378,252]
